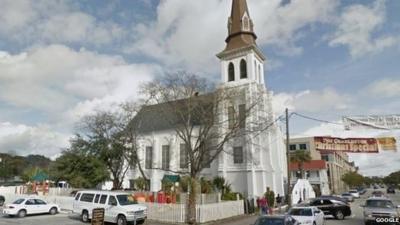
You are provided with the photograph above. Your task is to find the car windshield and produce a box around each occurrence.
[342,193,351,196]
[366,200,394,208]
[254,218,284,225]
[289,208,313,216]
[116,194,137,206]
[12,199,25,204]
[349,190,357,193]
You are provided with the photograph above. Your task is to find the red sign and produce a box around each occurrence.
[314,136,379,153]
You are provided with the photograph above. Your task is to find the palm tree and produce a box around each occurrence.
[290,150,312,179]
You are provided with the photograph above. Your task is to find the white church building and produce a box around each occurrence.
[121,0,288,199]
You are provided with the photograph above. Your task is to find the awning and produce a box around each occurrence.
[32,171,49,182]
[162,175,180,183]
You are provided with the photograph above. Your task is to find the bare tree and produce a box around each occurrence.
[140,71,266,224]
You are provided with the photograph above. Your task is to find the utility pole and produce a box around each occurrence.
[286,108,291,208]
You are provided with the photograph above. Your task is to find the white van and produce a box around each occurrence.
[72,190,147,225]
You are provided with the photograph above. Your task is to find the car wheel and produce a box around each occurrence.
[81,210,89,223]
[117,215,127,225]
[17,209,27,218]
[334,210,344,220]
[49,207,58,215]
[0,200,4,206]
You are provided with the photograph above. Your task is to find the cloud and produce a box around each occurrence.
[272,88,352,115]
[366,78,400,98]
[0,122,70,156]
[0,45,158,114]
[0,45,160,157]
[0,0,124,45]
[329,0,400,58]
[127,0,338,72]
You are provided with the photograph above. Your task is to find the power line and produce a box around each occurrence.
[292,112,343,126]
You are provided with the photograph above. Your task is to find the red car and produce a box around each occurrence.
[371,190,384,197]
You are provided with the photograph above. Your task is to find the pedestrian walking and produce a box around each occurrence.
[259,196,268,215]
[276,194,282,213]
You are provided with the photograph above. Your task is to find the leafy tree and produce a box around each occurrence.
[290,150,312,179]
[264,187,275,208]
[75,104,146,190]
[342,171,364,188]
[50,140,109,188]
[383,170,400,187]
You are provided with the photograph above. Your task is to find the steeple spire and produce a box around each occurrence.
[217,0,264,60]
[224,0,257,52]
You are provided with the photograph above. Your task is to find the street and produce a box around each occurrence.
[0,189,398,225]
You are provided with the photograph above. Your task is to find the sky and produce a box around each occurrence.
[0,0,399,176]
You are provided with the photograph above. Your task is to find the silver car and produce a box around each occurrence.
[361,197,400,225]
[341,193,354,202]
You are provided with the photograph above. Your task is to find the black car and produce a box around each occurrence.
[253,215,299,225]
[308,198,352,220]
[387,186,395,194]
[319,195,349,205]
[0,195,4,206]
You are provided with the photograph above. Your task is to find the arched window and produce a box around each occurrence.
[228,63,235,82]
[240,59,247,79]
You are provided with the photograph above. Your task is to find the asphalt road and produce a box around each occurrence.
[0,188,398,225]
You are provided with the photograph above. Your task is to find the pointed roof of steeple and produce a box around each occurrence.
[217,0,264,59]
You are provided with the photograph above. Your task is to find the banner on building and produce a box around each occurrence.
[343,115,400,130]
[314,136,379,153]
[377,137,397,151]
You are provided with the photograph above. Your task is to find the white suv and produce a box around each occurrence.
[72,191,147,225]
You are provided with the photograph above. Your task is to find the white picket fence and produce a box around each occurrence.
[144,203,186,223]
[196,200,244,223]
[1,193,244,223]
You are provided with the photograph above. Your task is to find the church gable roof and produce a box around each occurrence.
[131,94,215,134]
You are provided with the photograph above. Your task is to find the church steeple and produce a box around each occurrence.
[217,0,266,86]
[225,0,257,52]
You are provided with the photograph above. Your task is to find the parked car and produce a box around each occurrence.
[2,198,59,218]
[308,198,352,220]
[373,185,379,189]
[341,193,354,202]
[0,195,5,206]
[73,190,147,225]
[253,215,300,225]
[349,189,360,198]
[357,187,367,195]
[288,207,325,225]
[361,197,400,225]
[371,191,385,198]
[387,186,396,194]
